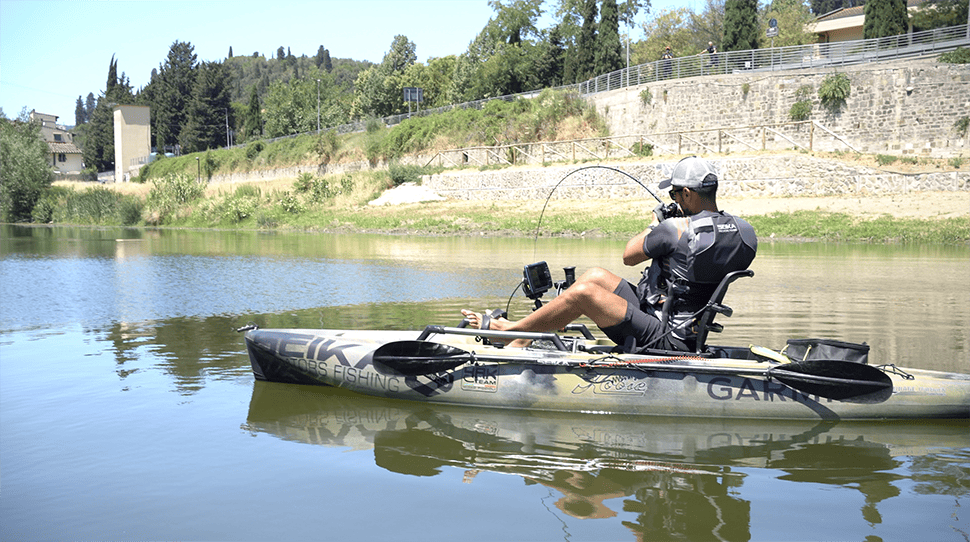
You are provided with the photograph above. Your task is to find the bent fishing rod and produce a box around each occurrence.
[532,164,672,258]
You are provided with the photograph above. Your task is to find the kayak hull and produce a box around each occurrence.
[244,328,970,420]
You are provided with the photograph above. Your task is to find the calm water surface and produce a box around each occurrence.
[1,224,968,541]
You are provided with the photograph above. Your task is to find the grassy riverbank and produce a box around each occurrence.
[41,172,970,244]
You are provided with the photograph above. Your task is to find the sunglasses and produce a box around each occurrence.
[669,188,686,199]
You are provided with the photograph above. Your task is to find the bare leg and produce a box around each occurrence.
[462,268,630,347]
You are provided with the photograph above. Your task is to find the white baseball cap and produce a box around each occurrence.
[659,157,719,190]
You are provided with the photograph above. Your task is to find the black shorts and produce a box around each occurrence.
[599,279,688,351]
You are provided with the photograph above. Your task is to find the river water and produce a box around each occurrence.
[1,224,968,541]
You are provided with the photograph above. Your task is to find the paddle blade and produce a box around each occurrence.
[372,340,473,376]
[769,359,893,402]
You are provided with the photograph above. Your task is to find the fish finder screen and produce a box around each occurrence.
[524,261,552,297]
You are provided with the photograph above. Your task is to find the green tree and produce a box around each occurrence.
[180,61,233,153]
[264,69,342,137]
[760,0,816,48]
[243,85,263,140]
[595,0,623,74]
[690,0,727,53]
[910,0,969,32]
[81,56,135,174]
[85,93,96,121]
[723,0,760,51]
[0,109,54,222]
[487,0,544,45]
[146,41,198,151]
[636,7,701,65]
[575,0,598,81]
[537,23,567,87]
[351,35,417,117]
[75,95,87,125]
[864,0,910,39]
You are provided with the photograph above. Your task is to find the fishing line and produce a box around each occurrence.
[531,165,664,260]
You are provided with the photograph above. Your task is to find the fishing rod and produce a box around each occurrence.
[532,165,676,258]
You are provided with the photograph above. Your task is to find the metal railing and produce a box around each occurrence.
[579,24,969,94]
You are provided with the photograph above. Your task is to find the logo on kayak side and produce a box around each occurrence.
[572,373,648,396]
[462,365,498,392]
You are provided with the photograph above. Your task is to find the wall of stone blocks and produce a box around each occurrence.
[424,154,969,201]
[593,58,970,158]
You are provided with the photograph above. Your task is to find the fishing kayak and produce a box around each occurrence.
[242,324,970,420]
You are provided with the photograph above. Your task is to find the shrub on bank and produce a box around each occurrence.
[32,185,143,226]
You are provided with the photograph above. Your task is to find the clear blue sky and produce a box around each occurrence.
[0,0,681,125]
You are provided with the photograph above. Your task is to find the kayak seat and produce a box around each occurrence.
[681,269,754,354]
[635,269,754,356]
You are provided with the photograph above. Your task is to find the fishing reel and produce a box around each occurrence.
[655,202,683,222]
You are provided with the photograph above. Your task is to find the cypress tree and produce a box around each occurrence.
[575,0,598,81]
[244,85,262,140]
[595,0,623,75]
[723,0,760,51]
[864,0,910,39]
[75,96,87,125]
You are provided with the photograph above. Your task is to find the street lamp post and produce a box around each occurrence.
[195,156,200,183]
[316,79,321,134]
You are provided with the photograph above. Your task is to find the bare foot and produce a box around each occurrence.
[460,309,531,347]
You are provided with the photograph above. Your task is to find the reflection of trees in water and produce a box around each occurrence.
[102,315,250,394]
[623,469,749,541]
[910,450,970,497]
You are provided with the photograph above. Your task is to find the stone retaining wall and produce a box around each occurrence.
[593,58,970,158]
[425,155,969,201]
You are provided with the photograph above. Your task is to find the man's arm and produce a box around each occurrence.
[623,213,661,266]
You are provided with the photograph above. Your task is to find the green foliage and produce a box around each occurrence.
[789,85,814,121]
[276,191,306,214]
[387,163,428,186]
[639,88,653,105]
[631,141,654,157]
[911,0,969,32]
[245,140,265,160]
[875,154,897,166]
[759,0,817,48]
[145,173,206,224]
[0,112,55,222]
[863,0,909,40]
[742,82,750,96]
[33,185,143,225]
[952,113,969,136]
[294,172,316,193]
[636,7,701,67]
[291,172,353,201]
[818,72,851,110]
[263,71,344,138]
[949,157,965,168]
[723,0,760,51]
[938,47,970,64]
[144,41,198,151]
[575,0,598,81]
[747,211,970,244]
[202,185,261,224]
[180,61,233,153]
[595,0,623,75]
[315,130,340,164]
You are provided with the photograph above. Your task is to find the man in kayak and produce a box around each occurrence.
[463,157,757,352]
